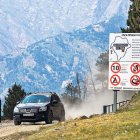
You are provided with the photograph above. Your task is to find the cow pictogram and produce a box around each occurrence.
[130,75,140,86]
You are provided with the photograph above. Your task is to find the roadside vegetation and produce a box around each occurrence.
[2,93,140,140]
[3,83,26,119]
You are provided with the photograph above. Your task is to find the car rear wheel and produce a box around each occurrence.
[59,110,65,122]
[45,109,53,124]
[59,116,65,122]
[14,120,21,125]
[59,106,65,122]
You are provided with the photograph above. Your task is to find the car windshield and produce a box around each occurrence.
[21,95,50,103]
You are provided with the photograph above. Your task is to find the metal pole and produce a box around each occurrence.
[103,106,107,114]
[113,90,118,112]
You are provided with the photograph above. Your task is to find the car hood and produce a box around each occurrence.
[16,102,49,108]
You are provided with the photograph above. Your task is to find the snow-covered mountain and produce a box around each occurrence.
[0,0,130,100]
[0,25,104,95]
[0,0,130,56]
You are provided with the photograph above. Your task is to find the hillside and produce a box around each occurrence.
[3,93,140,140]
[0,0,130,103]
[0,0,130,56]
[0,20,124,98]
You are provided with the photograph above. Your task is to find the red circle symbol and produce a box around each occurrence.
[130,75,140,86]
[111,62,121,73]
[130,63,140,74]
[110,75,120,86]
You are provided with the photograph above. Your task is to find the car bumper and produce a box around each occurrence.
[13,112,46,122]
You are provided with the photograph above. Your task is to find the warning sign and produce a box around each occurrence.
[110,75,120,86]
[109,33,140,90]
[130,63,140,74]
[111,62,121,73]
[130,75,140,86]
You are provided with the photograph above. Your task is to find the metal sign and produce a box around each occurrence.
[109,33,140,90]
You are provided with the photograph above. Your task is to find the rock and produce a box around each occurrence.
[53,128,60,131]
[74,123,77,126]
[79,115,88,120]
[74,117,79,120]
[89,114,95,118]
[89,114,100,118]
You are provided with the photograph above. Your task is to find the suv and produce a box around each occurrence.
[13,92,65,125]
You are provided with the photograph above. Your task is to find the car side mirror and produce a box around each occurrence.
[16,101,20,104]
[52,100,58,104]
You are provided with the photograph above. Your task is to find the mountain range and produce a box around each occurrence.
[0,0,130,103]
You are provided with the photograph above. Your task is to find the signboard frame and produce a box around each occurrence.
[109,33,140,91]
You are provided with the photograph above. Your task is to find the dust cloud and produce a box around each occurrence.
[63,90,134,120]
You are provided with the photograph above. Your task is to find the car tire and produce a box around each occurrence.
[45,109,53,124]
[14,120,21,125]
[59,116,65,122]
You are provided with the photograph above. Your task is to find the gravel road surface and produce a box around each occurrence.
[0,120,55,138]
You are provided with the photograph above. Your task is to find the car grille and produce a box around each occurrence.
[20,108,38,113]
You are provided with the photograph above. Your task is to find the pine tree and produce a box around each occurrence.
[121,0,140,33]
[95,51,109,88]
[65,83,75,98]
[62,82,82,104]
[3,83,26,119]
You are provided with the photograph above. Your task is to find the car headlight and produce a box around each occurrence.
[14,107,19,113]
[39,106,47,112]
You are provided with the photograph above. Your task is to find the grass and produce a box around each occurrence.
[4,94,140,140]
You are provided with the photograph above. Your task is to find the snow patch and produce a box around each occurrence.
[73,56,79,67]
[99,0,123,22]
[23,55,36,68]
[0,88,9,103]
[20,75,31,82]
[45,64,53,73]
[61,79,72,89]
[70,71,76,78]
[61,61,68,68]
[92,24,104,32]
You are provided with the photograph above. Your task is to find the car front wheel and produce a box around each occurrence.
[14,120,21,125]
[45,109,53,124]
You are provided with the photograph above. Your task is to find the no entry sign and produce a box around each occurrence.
[109,33,140,90]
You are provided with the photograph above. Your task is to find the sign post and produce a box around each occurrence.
[109,33,140,112]
[113,90,118,112]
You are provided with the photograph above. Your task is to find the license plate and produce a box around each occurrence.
[23,113,34,116]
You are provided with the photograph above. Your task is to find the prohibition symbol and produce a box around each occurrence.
[110,75,120,86]
[130,63,140,74]
[111,62,121,73]
[130,75,140,86]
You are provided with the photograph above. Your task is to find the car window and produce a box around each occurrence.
[21,95,50,103]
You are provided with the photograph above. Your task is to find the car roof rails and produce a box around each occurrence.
[34,92,52,95]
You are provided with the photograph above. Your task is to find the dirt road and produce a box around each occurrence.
[0,120,54,139]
